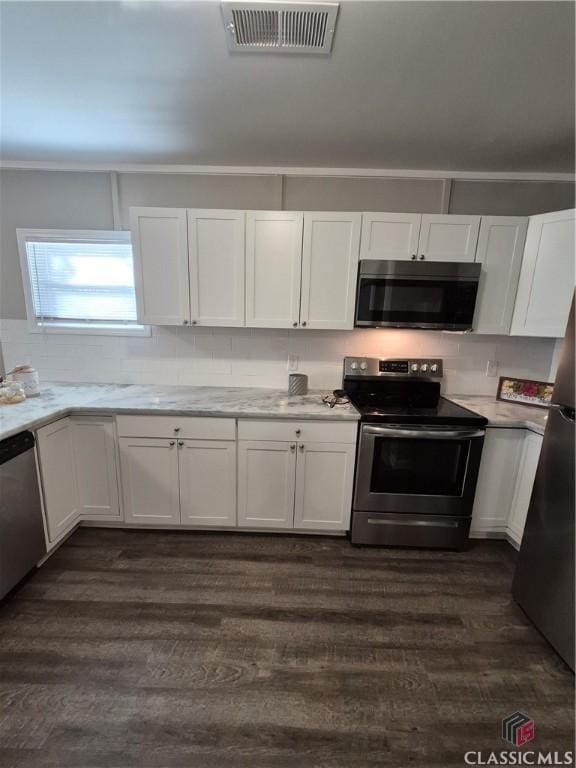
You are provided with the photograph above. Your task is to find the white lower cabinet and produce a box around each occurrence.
[470,427,543,547]
[36,418,80,544]
[119,438,181,525]
[117,417,237,527]
[507,431,543,548]
[179,440,236,527]
[237,421,356,532]
[238,441,297,528]
[70,416,121,521]
[293,442,356,531]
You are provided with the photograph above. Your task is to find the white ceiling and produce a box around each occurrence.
[1,0,574,172]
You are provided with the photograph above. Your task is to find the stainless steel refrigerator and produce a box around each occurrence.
[513,296,575,671]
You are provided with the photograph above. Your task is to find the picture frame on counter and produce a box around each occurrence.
[496,376,554,409]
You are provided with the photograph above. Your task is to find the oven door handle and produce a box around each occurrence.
[362,425,485,440]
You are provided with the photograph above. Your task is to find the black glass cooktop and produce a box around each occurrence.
[352,396,487,427]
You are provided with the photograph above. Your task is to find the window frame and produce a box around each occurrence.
[16,228,150,337]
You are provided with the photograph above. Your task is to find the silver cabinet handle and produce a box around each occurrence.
[292,321,298,327]
[192,320,197,325]
[290,444,296,451]
[411,254,417,260]
[420,254,425,260]
[299,443,305,452]
[362,425,484,440]
[183,319,189,325]
[174,427,180,433]
[301,321,307,327]
[169,440,175,446]
[295,428,301,436]
[178,441,184,447]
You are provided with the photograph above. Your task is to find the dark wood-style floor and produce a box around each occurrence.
[0,529,573,768]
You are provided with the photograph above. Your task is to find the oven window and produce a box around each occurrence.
[370,437,470,496]
[356,277,478,327]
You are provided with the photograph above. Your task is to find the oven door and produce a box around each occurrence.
[354,424,485,516]
[355,274,479,330]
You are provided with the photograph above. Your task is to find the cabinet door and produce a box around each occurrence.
[418,215,480,262]
[119,437,180,525]
[245,211,303,328]
[36,418,79,543]
[237,441,296,528]
[179,440,236,527]
[473,217,528,334]
[293,442,355,531]
[188,210,245,327]
[300,213,361,330]
[71,416,121,520]
[470,428,525,537]
[510,209,575,337]
[508,432,543,548]
[360,213,421,261]
[130,207,190,326]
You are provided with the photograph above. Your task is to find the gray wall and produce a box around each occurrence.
[1,168,574,319]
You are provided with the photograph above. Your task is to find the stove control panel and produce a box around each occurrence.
[344,357,443,378]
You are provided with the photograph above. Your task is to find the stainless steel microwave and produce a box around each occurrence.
[355,260,481,331]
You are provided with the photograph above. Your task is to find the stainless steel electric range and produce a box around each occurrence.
[343,357,487,549]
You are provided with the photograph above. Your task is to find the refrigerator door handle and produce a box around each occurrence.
[548,404,575,423]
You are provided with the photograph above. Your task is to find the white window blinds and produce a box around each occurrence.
[20,231,139,327]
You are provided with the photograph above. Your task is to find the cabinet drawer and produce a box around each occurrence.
[237,419,357,444]
[116,415,235,440]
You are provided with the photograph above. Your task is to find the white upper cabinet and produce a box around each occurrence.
[130,207,190,326]
[418,215,481,262]
[245,211,303,328]
[359,213,480,262]
[510,209,576,338]
[360,213,421,261]
[473,217,528,335]
[188,210,245,327]
[300,213,361,330]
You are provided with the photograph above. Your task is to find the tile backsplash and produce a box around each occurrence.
[0,319,557,395]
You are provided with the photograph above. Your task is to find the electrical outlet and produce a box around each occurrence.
[486,360,499,378]
[287,355,298,372]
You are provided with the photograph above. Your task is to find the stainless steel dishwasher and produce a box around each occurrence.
[0,431,46,598]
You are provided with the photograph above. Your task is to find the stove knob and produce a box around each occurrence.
[410,363,419,373]
[420,363,429,373]
[359,361,368,371]
[430,363,438,373]
[350,362,358,370]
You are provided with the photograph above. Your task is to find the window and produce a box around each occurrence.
[17,229,148,335]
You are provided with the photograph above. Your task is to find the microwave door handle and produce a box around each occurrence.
[362,425,485,439]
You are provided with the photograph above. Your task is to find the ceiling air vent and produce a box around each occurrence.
[222,2,339,54]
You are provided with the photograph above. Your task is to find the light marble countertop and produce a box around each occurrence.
[448,395,548,435]
[0,384,549,442]
[0,382,359,441]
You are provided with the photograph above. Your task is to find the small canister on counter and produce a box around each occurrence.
[288,373,308,396]
[7,365,40,397]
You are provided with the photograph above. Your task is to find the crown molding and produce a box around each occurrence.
[0,159,574,182]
